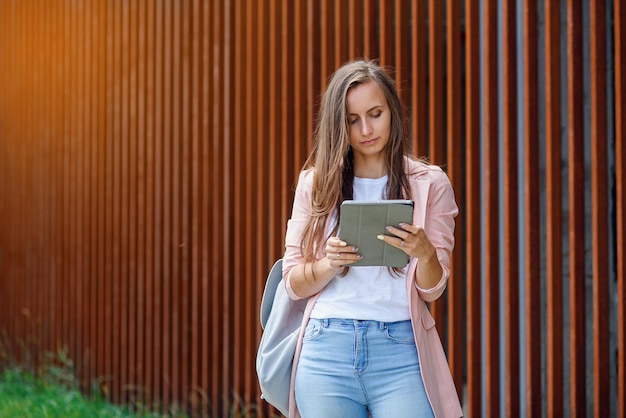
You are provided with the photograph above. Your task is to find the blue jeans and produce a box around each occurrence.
[294,318,434,418]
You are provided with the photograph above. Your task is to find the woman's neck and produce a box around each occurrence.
[353,155,386,179]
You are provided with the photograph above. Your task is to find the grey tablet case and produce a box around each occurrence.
[339,199,414,267]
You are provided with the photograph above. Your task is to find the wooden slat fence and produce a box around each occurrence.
[0,1,623,417]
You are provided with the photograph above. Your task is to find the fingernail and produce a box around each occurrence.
[353,246,358,251]
[377,234,385,240]
[339,241,347,246]
[385,226,392,231]
[357,255,363,259]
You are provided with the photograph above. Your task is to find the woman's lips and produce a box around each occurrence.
[361,137,378,146]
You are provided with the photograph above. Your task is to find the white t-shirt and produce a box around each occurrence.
[310,175,410,322]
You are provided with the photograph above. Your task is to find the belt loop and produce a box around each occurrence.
[321,318,329,328]
[379,321,386,330]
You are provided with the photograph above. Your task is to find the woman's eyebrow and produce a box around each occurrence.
[347,105,384,116]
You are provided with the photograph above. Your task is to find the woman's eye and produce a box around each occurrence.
[349,118,359,125]
[371,112,382,118]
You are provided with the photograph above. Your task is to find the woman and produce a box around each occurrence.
[282,60,462,418]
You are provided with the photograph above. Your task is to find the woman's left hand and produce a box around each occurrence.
[378,223,436,262]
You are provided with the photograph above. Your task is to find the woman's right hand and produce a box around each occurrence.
[325,237,362,268]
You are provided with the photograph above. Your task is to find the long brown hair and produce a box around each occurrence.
[299,59,412,263]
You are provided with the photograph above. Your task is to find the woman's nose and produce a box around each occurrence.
[361,120,373,136]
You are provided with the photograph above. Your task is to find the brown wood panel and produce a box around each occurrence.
[465,0,483,415]
[335,0,348,66]
[590,0,610,414]
[210,0,226,412]
[379,0,393,66]
[428,0,446,325]
[617,1,626,415]
[544,1,564,416]
[484,0,501,415]
[348,0,364,59]
[567,0,587,415]
[363,0,378,60]
[428,0,444,165]
[199,0,212,407]
[144,0,156,405]
[410,0,428,156]
[231,0,244,405]
[394,0,409,114]
[445,0,465,400]
[502,0,520,415]
[134,0,147,401]
[523,1,542,416]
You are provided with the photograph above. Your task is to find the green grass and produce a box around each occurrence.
[0,366,146,417]
[0,341,270,418]
[0,346,185,418]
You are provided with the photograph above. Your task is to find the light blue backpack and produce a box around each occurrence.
[256,259,307,416]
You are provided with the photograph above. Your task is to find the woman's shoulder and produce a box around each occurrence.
[297,167,316,186]
[404,156,447,181]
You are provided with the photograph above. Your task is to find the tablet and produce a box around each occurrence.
[338,199,414,267]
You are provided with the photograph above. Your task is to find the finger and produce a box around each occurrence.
[385,225,411,240]
[377,233,406,249]
[398,222,421,233]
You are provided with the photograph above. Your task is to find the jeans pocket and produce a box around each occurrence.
[302,319,324,341]
[384,321,416,345]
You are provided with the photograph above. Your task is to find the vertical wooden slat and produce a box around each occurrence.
[103,0,116,401]
[199,0,211,409]
[170,0,182,405]
[231,0,244,405]
[76,0,88,391]
[465,0,482,415]
[120,0,131,404]
[134,0,146,401]
[281,0,295,277]
[210,0,225,411]
[616,0,626,415]
[244,0,257,406]
[189,0,201,410]
[428,0,445,165]
[410,1,428,159]
[445,0,465,400]
[152,0,165,406]
[96,0,108,401]
[363,0,378,60]
[590,0,610,414]
[179,0,192,407]
[394,0,409,110]
[379,0,393,66]
[255,0,270,409]
[144,0,156,405]
[524,0,542,416]
[484,0,501,414]
[307,0,321,152]
[348,0,363,59]
[335,0,348,66]
[293,0,308,181]
[502,1,520,414]
[567,0,587,415]
[320,0,335,89]
[544,1,564,416]
[425,0,446,345]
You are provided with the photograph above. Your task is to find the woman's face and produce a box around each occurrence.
[346,80,391,162]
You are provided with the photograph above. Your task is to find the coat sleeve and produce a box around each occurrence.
[415,168,459,302]
[282,169,314,300]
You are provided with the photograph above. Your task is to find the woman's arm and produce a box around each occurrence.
[282,170,361,299]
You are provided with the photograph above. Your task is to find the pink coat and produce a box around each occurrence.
[282,158,463,418]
